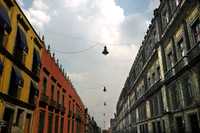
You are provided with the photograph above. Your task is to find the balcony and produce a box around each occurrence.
[55,103,65,112]
[76,114,81,122]
[164,68,175,81]
[14,50,26,65]
[29,97,36,106]
[32,66,40,78]
[174,56,188,74]
[68,110,72,118]
[49,99,57,108]
[59,104,65,113]
[187,43,200,65]
[40,93,49,104]
[55,102,60,110]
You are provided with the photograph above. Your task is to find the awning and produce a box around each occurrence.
[17,27,28,53]
[13,67,23,86]
[31,81,39,96]
[0,60,3,74]
[0,7,11,33]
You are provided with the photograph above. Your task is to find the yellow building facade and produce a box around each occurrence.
[0,0,43,132]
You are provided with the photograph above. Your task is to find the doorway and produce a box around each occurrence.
[1,107,14,133]
[188,113,200,133]
[24,113,32,133]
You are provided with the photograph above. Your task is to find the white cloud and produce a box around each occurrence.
[65,0,88,9]
[32,0,49,11]
[148,0,160,11]
[19,0,51,30]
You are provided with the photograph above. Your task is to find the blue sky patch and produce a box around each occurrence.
[21,0,32,9]
[116,0,150,15]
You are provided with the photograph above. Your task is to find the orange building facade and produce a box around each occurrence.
[32,46,85,133]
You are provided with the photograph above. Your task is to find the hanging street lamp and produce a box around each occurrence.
[102,46,109,55]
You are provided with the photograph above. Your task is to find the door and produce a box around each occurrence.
[175,116,185,133]
[24,114,32,133]
[188,113,200,133]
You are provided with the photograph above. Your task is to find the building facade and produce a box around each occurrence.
[0,0,86,133]
[110,118,116,133]
[32,45,86,133]
[0,0,42,132]
[114,0,200,133]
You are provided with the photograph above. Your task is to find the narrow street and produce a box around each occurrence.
[0,0,200,133]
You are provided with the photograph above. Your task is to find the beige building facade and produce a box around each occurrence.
[114,0,200,133]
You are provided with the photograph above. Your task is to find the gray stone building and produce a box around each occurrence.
[114,0,200,133]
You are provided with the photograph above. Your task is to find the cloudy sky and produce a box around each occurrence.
[17,0,159,129]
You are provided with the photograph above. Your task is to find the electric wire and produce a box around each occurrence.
[45,30,137,55]
[53,43,101,54]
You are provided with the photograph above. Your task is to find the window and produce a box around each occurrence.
[137,85,145,99]
[60,117,64,133]
[51,85,55,100]
[38,111,45,133]
[29,82,38,105]
[156,66,161,80]
[150,95,160,117]
[148,77,151,87]
[32,49,41,76]
[131,110,136,124]
[0,27,4,47]
[132,127,137,133]
[162,10,169,28]
[72,119,74,133]
[2,108,14,133]
[177,38,185,59]
[0,60,4,75]
[14,27,28,64]
[158,92,164,114]
[153,30,158,43]
[139,124,148,133]
[152,72,156,84]
[57,91,60,104]
[167,52,174,70]
[62,93,65,106]
[188,113,200,133]
[175,116,185,133]
[48,113,53,133]
[138,103,146,121]
[182,76,194,106]
[191,19,200,44]
[42,77,47,94]
[24,114,32,133]
[8,68,23,98]
[0,6,11,36]
[152,121,162,133]
[16,109,23,127]
[169,84,181,110]
[55,115,59,133]
[69,101,71,111]
[68,119,71,133]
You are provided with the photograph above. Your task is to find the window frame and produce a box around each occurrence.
[191,18,200,45]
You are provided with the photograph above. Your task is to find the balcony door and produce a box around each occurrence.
[1,107,14,133]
